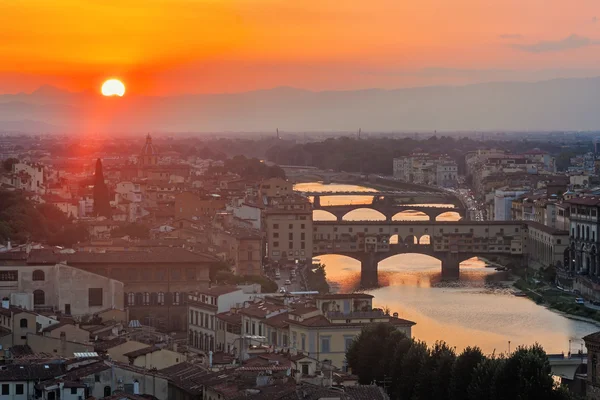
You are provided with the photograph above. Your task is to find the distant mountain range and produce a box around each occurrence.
[1,77,600,133]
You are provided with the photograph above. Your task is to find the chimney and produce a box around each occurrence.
[1,298,9,309]
[393,312,399,318]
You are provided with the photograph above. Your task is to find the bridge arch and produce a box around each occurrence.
[419,234,431,245]
[392,210,430,221]
[435,211,462,221]
[342,208,386,221]
[313,210,338,221]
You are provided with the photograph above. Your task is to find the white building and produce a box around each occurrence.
[0,263,124,317]
[494,189,528,221]
[393,154,458,186]
[11,162,45,193]
[227,201,263,230]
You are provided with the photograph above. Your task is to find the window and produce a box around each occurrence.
[289,233,293,240]
[158,292,165,305]
[252,322,256,335]
[1,384,8,395]
[301,233,305,240]
[246,321,249,334]
[20,318,28,328]
[186,268,196,280]
[127,293,135,306]
[71,388,78,395]
[301,224,305,229]
[273,241,279,248]
[345,337,353,350]
[301,242,305,249]
[173,292,180,305]
[171,268,182,280]
[88,288,103,307]
[16,384,24,395]
[302,364,309,375]
[301,334,306,351]
[273,233,279,238]
[32,269,45,281]
[289,242,293,249]
[321,337,330,353]
[273,224,279,229]
[0,270,17,281]
[33,289,45,305]
[289,224,293,229]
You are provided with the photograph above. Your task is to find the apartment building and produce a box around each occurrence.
[264,195,313,262]
[393,153,457,186]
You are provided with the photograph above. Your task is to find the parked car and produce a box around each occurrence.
[285,279,292,285]
[575,298,585,305]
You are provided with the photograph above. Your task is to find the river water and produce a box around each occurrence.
[296,182,599,355]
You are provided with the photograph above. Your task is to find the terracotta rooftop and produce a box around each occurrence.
[27,248,218,264]
[239,302,287,319]
[123,345,161,358]
[195,285,241,296]
[315,293,374,300]
[216,311,242,325]
[264,312,290,329]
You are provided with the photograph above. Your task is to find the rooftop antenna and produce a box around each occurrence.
[358,128,361,139]
[276,128,280,140]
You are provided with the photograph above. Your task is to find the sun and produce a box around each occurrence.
[101,79,126,97]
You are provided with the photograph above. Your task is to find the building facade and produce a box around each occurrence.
[264,195,313,262]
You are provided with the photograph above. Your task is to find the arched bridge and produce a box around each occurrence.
[309,191,466,221]
[314,203,463,221]
[313,220,527,287]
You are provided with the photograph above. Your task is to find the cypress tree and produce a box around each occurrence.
[93,158,111,217]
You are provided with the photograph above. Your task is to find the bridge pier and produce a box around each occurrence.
[313,195,321,208]
[358,252,381,288]
[440,256,461,279]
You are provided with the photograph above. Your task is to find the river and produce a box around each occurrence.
[295,182,600,355]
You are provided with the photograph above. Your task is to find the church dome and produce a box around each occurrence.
[141,134,158,156]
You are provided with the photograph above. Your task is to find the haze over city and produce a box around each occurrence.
[3,2,600,400]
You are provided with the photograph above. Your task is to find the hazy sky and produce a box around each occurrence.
[1,0,600,95]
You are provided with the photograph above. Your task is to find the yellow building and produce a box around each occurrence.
[289,294,415,370]
[264,195,313,262]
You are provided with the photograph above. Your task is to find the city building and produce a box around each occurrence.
[393,153,458,186]
[0,263,124,317]
[264,194,313,262]
[26,248,218,331]
[494,189,529,221]
[567,197,600,276]
[525,221,569,269]
[174,191,227,220]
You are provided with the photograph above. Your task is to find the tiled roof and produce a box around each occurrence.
[288,315,331,327]
[216,311,242,325]
[566,197,600,206]
[123,345,161,358]
[27,247,218,264]
[264,312,289,329]
[0,363,65,381]
[94,337,128,352]
[41,321,76,333]
[315,293,374,300]
[388,316,417,327]
[239,302,286,319]
[195,285,241,296]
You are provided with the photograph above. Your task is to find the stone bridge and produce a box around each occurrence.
[308,191,466,221]
[313,220,527,287]
[314,203,463,221]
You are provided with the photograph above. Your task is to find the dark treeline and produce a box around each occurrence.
[205,155,286,180]
[265,136,591,174]
[0,191,88,246]
[346,323,578,400]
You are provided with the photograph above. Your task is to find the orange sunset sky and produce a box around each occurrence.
[1,0,600,95]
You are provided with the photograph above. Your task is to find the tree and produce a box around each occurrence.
[92,159,111,217]
[397,340,428,399]
[413,341,456,400]
[346,323,401,385]
[468,357,504,400]
[450,346,485,400]
[2,158,18,172]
